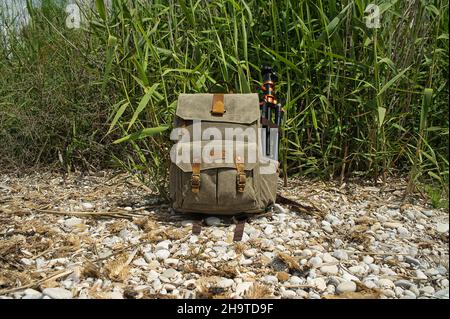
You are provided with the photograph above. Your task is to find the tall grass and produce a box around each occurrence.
[0,0,122,170]
[85,0,448,200]
[1,0,448,205]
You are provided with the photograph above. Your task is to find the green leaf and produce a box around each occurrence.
[428,171,442,182]
[95,0,107,21]
[377,106,386,128]
[420,88,433,132]
[162,68,197,76]
[113,126,169,144]
[315,2,352,45]
[377,67,410,96]
[128,83,159,130]
[108,101,129,134]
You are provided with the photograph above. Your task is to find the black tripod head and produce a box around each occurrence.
[261,65,278,83]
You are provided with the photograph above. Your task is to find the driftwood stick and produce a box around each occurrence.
[0,269,73,295]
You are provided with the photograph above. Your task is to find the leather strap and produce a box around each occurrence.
[211,94,225,116]
[192,220,203,235]
[235,156,246,193]
[191,163,201,193]
[233,218,246,242]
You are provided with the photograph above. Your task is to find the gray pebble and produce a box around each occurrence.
[394,280,414,289]
[308,256,322,268]
[205,217,221,226]
[332,250,348,260]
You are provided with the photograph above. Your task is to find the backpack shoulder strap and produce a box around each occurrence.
[192,219,204,235]
[232,215,248,241]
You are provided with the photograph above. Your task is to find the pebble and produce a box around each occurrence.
[109,291,124,299]
[313,278,327,291]
[205,217,221,226]
[218,278,234,288]
[133,258,148,267]
[378,279,395,289]
[160,268,179,281]
[235,282,253,296]
[382,289,396,298]
[164,258,179,266]
[240,258,253,265]
[289,276,303,285]
[402,290,417,299]
[333,250,349,260]
[436,223,449,233]
[363,256,374,264]
[425,268,440,276]
[322,225,333,234]
[155,240,171,251]
[434,288,449,299]
[342,273,359,282]
[336,281,357,294]
[147,270,160,281]
[308,256,322,268]
[243,249,257,258]
[421,210,434,217]
[152,279,163,290]
[404,256,421,267]
[211,229,225,238]
[436,265,447,275]
[81,202,94,210]
[415,270,427,280]
[181,220,193,227]
[22,289,43,299]
[155,249,170,260]
[320,265,339,275]
[262,275,278,284]
[394,280,414,289]
[394,286,404,297]
[420,286,435,295]
[322,253,337,263]
[20,258,34,266]
[348,265,367,276]
[384,222,402,229]
[397,227,410,237]
[368,263,380,274]
[325,214,341,225]
[42,288,72,299]
[264,225,274,235]
[65,217,84,228]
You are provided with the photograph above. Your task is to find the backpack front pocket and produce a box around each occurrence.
[216,168,259,213]
[180,169,218,211]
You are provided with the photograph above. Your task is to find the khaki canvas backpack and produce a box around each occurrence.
[169,93,278,215]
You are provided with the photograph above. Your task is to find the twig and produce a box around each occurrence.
[283,284,315,289]
[94,242,143,263]
[36,209,138,220]
[345,250,412,256]
[0,269,73,295]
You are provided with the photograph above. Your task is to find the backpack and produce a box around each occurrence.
[169,93,278,216]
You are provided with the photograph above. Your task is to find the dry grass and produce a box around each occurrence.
[277,253,302,272]
[244,284,272,299]
[104,254,130,282]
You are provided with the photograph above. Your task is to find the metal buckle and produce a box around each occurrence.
[236,172,246,192]
[191,174,200,192]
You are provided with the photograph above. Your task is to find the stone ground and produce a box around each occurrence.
[0,171,448,299]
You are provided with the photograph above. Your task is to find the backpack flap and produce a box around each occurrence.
[176,93,260,124]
